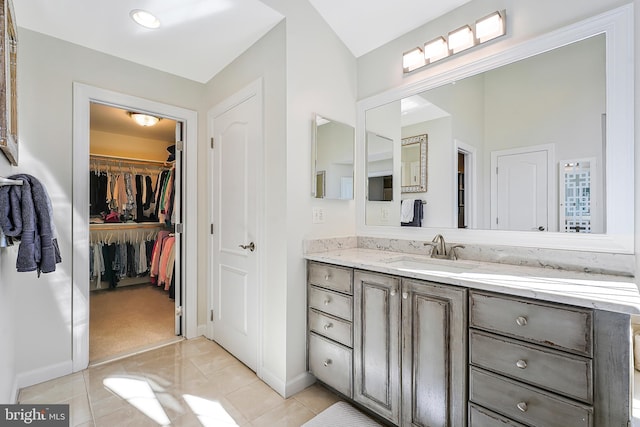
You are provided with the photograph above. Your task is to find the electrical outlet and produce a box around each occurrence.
[312,207,326,224]
[380,207,389,222]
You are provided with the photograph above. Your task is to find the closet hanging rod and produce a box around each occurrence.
[0,176,23,186]
[89,154,172,167]
[90,223,168,231]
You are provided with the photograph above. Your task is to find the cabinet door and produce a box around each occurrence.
[353,271,401,425]
[401,279,467,427]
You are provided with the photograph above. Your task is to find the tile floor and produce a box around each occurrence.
[18,337,343,426]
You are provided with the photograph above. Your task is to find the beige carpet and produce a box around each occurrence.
[90,283,176,362]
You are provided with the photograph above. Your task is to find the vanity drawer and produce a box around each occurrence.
[468,403,527,427]
[469,291,592,356]
[309,333,352,397]
[308,262,353,294]
[309,285,352,321]
[309,308,352,347]
[470,330,592,403]
[469,367,593,427]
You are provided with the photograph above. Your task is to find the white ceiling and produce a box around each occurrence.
[14,0,472,84]
[308,0,473,57]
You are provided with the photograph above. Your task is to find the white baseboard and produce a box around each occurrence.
[9,376,18,404]
[285,371,316,398]
[196,323,207,338]
[259,367,315,398]
[15,361,73,391]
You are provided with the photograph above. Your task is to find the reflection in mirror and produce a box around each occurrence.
[401,134,427,192]
[366,132,393,201]
[312,114,354,200]
[364,33,606,233]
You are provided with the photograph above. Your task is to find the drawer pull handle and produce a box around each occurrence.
[517,402,528,412]
[516,316,528,326]
[323,323,333,330]
[402,292,408,299]
[323,359,332,367]
[324,298,331,305]
[390,288,397,297]
[324,274,331,281]
[516,359,528,369]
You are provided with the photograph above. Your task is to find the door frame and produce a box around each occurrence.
[206,78,265,376]
[71,83,198,372]
[453,139,477,229]
[490,143,556,232]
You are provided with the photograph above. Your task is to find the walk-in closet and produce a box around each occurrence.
[88,102,182,363]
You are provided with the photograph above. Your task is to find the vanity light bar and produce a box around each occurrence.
[402,10,506,73]
[424,36,448,63]
[448,25,475,54]
[402,47,426,73]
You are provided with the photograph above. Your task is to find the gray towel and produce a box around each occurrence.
[0,174,62,275]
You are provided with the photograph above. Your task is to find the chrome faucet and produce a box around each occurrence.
[424,234,465,260]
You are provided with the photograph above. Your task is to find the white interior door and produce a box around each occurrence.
[492,147,552,232]
[209,83,261,371]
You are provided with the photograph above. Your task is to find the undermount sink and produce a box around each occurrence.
[381,255,478,274]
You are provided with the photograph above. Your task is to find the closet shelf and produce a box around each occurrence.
[90,153,172,167]
[90,223,168,231]
[90,222,168,245]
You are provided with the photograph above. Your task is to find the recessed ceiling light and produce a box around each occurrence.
[130,9,160,29]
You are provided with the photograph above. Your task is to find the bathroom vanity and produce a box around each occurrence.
[305,248,639,427]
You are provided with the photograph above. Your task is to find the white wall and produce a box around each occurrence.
[90,130,173,162]
[260,0,357,395]
[0,28,202,399]
[201,21,288,389]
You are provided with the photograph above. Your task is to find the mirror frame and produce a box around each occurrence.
[401,134,427,193]
[356,5,633,253]
[0,0,17,166]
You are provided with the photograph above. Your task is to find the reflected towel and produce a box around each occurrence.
[401,199,423,227]
[400,199,415,222]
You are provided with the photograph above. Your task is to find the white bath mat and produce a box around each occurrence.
[302,401,383,427]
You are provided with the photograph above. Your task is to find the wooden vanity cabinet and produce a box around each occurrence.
[400,278,467,427]
[352,271,467,427]
[307,261,632,427]
[307,262,354,397]
[353,271,401,424]
[468,290,631,427]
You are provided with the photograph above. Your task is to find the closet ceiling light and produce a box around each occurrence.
[129,112,161,127]
[130,9,161,29]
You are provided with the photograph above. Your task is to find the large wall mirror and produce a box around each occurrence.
[358,6,633,252]
[312,114,354,200]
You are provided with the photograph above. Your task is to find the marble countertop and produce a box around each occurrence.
[305,248,640,315]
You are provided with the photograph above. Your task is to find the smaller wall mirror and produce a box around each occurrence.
[366,132,394,201]
[312,114,354,200]
[401,134,427,193]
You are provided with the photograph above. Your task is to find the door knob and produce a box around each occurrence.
[239,242,256,252]
[538,226,545,231]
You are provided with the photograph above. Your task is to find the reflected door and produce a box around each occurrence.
[493,149,549,231]
[210,85,259,371]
